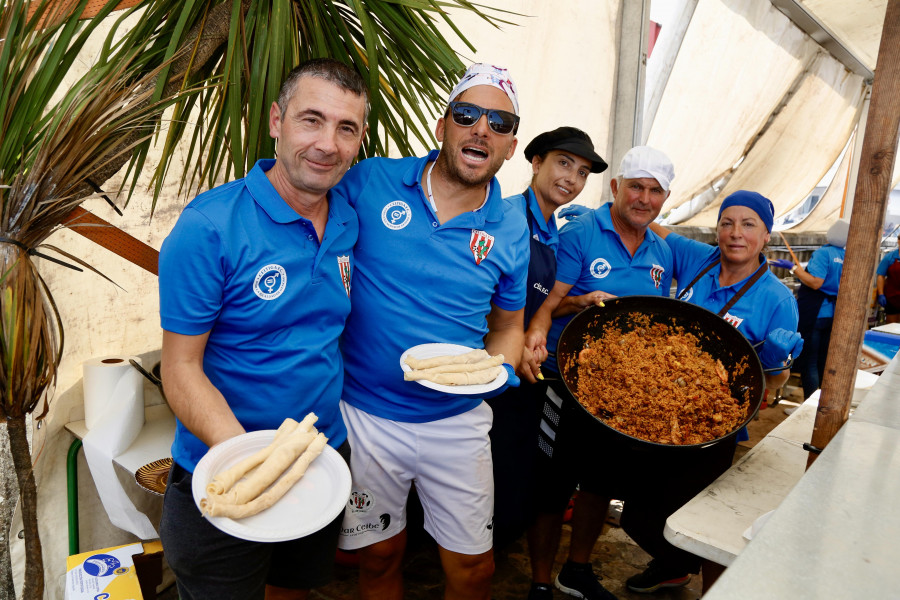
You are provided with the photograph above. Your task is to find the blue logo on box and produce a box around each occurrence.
[83,554,120,577]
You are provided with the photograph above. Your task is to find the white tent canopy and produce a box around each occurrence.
[645,0,879,230]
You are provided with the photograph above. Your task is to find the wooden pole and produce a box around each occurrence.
[808,0,900,466]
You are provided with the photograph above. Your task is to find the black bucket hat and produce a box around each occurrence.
[524,126,608,173]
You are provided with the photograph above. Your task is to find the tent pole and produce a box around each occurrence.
[809,0,900,466]
[603,0,650,204]
[841,87,872,218]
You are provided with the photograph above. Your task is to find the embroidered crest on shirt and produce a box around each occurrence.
[382,200,412,230]
[650,264,665,289]
[338,255,351,297]
[253,264,287,300]
[470,230,494,265]
[722,312,744,328]
[590,258,612,279]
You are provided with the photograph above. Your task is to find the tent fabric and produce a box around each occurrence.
[803,0,888,70]
[788,129,855,232]
[683,50,865,227]
[646,0,821,213]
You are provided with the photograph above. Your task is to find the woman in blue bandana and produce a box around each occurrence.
[623,190,803,595]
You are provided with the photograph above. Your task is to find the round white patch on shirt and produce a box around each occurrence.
[382,201,412,230]
[253,264,287,300]
[590,257,612,279]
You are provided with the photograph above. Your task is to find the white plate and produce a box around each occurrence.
[399,343,508,395]
[192,430,350,542]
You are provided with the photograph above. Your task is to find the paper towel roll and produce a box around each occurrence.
[83,356,144,431]
[82,355,158,539]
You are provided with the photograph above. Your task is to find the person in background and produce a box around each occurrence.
[333,63,529,600]
[157,59,368,599]
[639,191,802,594]
[876,234,900,324]
[488,127,607,551]
[770,219,848,399]
[521,146,677,600]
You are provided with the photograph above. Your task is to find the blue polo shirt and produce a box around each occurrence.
[334,150,530,422]
[545,202,674,373]
[877,248,899,276]
[667,233,798,369]
[805,244,845,318]
[507,187,560,252]
[159,159,355,472]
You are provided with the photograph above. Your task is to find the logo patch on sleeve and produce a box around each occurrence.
[338,255,351,297]
[470,230,494,265]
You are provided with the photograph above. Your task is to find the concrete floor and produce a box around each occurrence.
[159,385,800,600]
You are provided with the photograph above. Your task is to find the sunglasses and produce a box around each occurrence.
[447,101,519,135]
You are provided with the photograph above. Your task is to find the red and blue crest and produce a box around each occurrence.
[470,230,495,265]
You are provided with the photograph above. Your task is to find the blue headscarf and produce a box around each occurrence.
[718,190,775,232]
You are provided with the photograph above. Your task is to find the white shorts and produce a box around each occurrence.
[338,400,494,554]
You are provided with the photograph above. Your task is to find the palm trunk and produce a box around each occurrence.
[1,423,18,600]
[6,417,41,600]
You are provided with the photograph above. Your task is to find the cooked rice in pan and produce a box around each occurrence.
[571,313,748,445]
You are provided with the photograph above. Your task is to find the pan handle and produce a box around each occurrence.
[751,340,797,374]
[129,359,164,392]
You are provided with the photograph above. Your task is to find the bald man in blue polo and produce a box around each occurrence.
[333,64,530,600]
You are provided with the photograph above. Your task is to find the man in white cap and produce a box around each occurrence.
[519,146,675,600]
[332,63,530,599]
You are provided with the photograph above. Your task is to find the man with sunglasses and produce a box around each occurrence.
[333,63,530,600]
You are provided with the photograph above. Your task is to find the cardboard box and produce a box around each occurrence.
[65,541,163,600]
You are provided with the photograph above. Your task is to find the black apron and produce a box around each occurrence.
[796,283,828,369]
[677,254,769,317]
[523,215,558,327]
[885,257,900,309]
[487,194,558,548]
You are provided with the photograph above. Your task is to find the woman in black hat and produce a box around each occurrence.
[485,127,608,596]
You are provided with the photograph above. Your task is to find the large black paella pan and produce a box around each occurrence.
[555,296,765,471]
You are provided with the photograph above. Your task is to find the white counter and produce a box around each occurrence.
[702,353,900,599]
[66,403,175,474]
[663,396,817,566]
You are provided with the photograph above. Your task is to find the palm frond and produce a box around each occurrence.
[0,0,201,420]
[114,0,513,209]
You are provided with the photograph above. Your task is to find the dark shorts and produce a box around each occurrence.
[160,442,350,599]
[532,376,611,513]
[486,383,543,548]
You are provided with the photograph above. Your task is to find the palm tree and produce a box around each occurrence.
[0,0,507,597]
